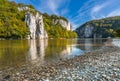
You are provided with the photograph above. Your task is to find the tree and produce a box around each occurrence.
[115,29,120,37]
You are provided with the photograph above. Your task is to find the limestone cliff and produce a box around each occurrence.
[59,19,71,31]
[52,19,72,31]
[76,25,95,38]
[25,12,48,39]
[76,25,102,38]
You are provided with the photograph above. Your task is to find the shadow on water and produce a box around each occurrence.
[0,38,109,69]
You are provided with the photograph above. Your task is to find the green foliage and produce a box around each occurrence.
[18,3,24,7]
[43,14,77,38]
[50,15,68,22]
[115,28,120,37]
[0,0,29,39]
[59,16,68,22]
[51,14,59,20]
[27,5,34,9]
[77,16,120,38]
[0,0,77,39]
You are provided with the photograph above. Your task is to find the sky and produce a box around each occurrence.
[10,0,120,29]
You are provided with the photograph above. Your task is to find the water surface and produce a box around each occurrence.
[0,39,108,69]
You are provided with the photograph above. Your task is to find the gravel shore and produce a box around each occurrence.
[0,45,120,81]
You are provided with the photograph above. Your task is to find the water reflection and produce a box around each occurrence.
[44,39,82,61]
[27,39,48,65]
[0,39,109,69]
[0,40,28,68]
[60,45,72,57]
[76,39,107,52]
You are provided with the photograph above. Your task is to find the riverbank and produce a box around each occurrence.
[0,44,120,81]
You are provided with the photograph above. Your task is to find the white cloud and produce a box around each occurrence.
[107,9,120,17]
[61,9,69,16]
[92,5,105,13]
[68,0,97,29]
[90,0,117,19]
[91,3,108,19]
[46,0,62,15]
[37,0,70,15]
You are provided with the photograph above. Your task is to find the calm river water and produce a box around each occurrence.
[0,39,108,69]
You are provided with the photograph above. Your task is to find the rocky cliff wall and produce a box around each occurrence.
[52,19,71,31]
[25,12,48,39]
[76,25,103,38]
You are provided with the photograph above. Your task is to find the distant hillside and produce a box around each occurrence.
[76,16,120,38]
[0,0,77,39]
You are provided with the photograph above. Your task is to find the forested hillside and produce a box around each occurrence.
[0,0,77,39]
[76,16,120,38]
[43,14,77,38]
[0,0,29,39]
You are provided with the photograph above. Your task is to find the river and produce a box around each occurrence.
[0,38,109,69]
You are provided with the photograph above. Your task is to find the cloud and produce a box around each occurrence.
[90,0,119,19]
[46,0,62,15]
[92,5,106,13]
[91,2,109,19]
[60,9,69,16]
[10,0,70,16]
[37,0,70,15]
[68,0,97,29]
[107,9,120,17]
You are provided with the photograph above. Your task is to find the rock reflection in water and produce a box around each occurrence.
[60,45,84,58]
[0,39,109,69]
[27,39,106,65]
[84,39,92,51]
[44,39,83,61]
[27,39,48,65]
[26,39,81,65]
[60,45,72,56]
[77,39,107,52]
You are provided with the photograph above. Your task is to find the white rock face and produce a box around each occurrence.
[59,19,71,30]
[25,12,48,39]
[53,19,71,31]
[76,25,103,38]
[18,7,30,11]
[84,26,94,38]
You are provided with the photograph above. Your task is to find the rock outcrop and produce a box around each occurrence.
[59,19,71,31]
[84,25,94,38]
[76,16,120,38]
[25,12,48,39]
[76,24,104,38]
[18,6,30,11]
[53,19,71,31]
[76,25,94,38]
